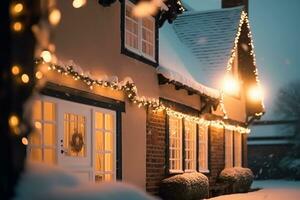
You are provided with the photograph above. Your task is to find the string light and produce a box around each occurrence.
[72,0,87,8]
[21,137,28,145]
[21,74,29,83]
[40,50,52,63]
[11,65,20,75]
[12,21,23,32]
[35,71,43,79]
[9,115,19,128]
[35,59,250,134]
[34,121,42,129]
[48,8,61,26]
[11,3,24,16]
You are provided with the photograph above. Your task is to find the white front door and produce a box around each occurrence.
[57,100,92,180]
[28,96,117,182]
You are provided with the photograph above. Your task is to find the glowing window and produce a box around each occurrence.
[125,0,155,60]
[169,116,182,172]
[28,100,56,164]
[198,125,208,172]
[184,120,197,171]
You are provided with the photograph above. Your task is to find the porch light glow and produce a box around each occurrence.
[222,74,239,95]
[248,85,264,102]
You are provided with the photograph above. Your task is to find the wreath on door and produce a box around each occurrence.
[70,132,84,154]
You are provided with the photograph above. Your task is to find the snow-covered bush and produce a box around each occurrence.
[159,172,209,200]
[219,167,254,193]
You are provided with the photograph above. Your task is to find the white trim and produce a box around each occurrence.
[124,0,155,61]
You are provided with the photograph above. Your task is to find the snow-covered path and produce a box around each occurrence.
[209,180,300,200]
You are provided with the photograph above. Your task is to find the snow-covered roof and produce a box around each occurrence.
[158,6,244,93]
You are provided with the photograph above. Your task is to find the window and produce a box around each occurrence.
[225,129,234,168]
[28,100,56,164]
[184,120,197,171]
[169,116,182,172]
[198,125,208,172]
[168,116,208,173]
[234,132,242,167]
[125,0,155,60]
[94,111,115,182]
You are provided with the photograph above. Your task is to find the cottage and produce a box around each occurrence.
[27,0,264,196]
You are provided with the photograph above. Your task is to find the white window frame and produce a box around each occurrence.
[27,96,57,164]
[124,0,156,61]
[198,125,209,173]
[168,116,183,173]
[225,129,234,168]
[184,120,197,172]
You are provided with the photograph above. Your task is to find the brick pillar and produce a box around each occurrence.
[209,126,225,185]
[242,134,248,167]
[146,110,166,194]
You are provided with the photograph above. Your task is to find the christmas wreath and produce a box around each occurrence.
[70,132,84,154]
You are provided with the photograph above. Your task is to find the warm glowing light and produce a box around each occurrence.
[9,115,19,127]
[11,65,20,75]
[22,137,28,145]
[48,8,61,26]
[35,71,43,79]
[222,74,239,95]
[40,50,52,63]
[248,85,264,102]
[72,0,87,8]
[12,22,23,32]
[21,74,29,83]
[133,1,157,18]
[11,3,24,15]
[35,121,42,129]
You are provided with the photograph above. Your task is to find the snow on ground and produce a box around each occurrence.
[14,162,157,200]
[209,180,300,200]
[252,180,300,189]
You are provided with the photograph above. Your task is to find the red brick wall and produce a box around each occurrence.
[146,110,166,194]
[209,126,225,185]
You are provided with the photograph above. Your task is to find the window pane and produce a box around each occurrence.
[105,114,113,131]
[96,131,104,151]
[33,100,42,121]
[29,130,41,146]
[169,116,182,171]
[105,174,112,181]
[29,148,42,161]
[43,101,55,121]
[95,112,104,129]
[44,123,55,146]
[95,153,104,171]
[105,153,113,171]
[44,148,55,164]
[105,132,113,151]
[198,125,208,170]
[184,120,196,171]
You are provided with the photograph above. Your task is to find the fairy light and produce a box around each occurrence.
[21,137,28,145]
[40,50,52,63]
[11,3,24,16]
[21,74,29,83]
[35,71,43,79]
[9,115,19,128]
[11,65,20,75]
[34,121,42,129]
[48,8,61,26]
[12,21,23,32]
[72,0,87,8]
[35,59,251,134]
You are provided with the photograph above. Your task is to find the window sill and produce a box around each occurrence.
[122,46,157,67]
[198,169,210,174]
[169,170,184,174]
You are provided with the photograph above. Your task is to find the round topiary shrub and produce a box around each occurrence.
[218,167,254,193]
[159,172,209,200]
